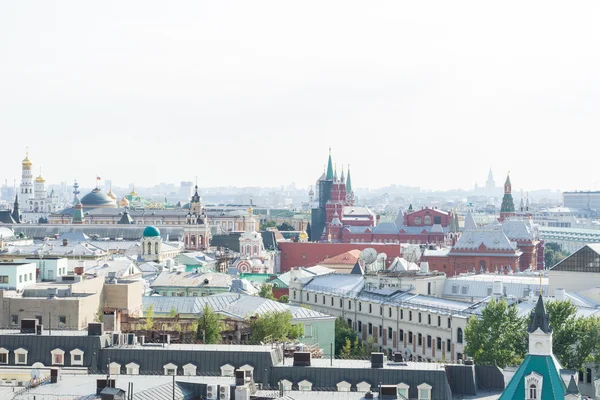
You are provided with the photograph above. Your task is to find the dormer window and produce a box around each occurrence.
[525,372,542,400]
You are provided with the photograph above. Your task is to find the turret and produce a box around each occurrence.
[326,148,333,180]
[528,295,552,356]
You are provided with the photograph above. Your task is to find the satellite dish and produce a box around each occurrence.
[30,369,40,379]
[360,248,377,265]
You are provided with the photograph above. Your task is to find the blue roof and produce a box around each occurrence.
[499,355,567,400]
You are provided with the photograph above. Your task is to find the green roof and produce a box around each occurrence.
[143,225,161,237]
[499,355,567,400]
[326,149,333,180]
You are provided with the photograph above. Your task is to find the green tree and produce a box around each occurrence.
[340,338,352,359]
[260,221,277,231]
[197,304,223,344]
[277,222,295,231]
[334,317,360,355]
[465,298,528,367]
[548,300,600,371]
[258,284,275,300]
[278,295,289,303]
[249,311,303,343]
[143,305,155,331]
[544,242,569,268]
[350,337,365,357]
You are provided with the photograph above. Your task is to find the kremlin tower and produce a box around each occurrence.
[499,172,516,222]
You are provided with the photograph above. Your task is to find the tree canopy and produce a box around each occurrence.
[249,311,303,343]
[544,242,569,268]
[258,284,275,300]
[334,317,367,357]
[197,304,223,344]
[464,298,528,367]
[277,222,295,231]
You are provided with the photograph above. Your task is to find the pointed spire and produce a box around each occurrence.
[464,212,477,230]
[504,171,511,187]
[340,165,345,183]
[528,295,552,334]
[326,148,334,180]
[345,164,352,193]
[566,375,580,395]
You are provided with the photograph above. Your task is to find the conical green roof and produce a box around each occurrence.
[326,148,333,180]
[346,165,352,193]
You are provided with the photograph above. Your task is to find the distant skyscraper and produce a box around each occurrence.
[179,181,194,200]
[486,167,495,191]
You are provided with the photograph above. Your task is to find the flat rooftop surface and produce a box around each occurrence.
[0,329,90,336]
[276,357,446,371]
[112,343,276,352]
[15,374,235,399]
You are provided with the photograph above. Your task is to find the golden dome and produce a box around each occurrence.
[119,196,130,207]
[35,175,46,183]
[107,187,117,200]
[22,153,32,167]
[299,231,309,240]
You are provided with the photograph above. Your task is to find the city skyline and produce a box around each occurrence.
[2,1,600,191]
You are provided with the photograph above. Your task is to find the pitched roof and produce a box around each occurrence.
[321,249,361,265]
[453,225,517,252]
[464,212,477,230]
[499,355,567,400]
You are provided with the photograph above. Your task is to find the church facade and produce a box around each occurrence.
[18,152,59,213]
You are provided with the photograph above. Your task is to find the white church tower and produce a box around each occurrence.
[20,152,34,210]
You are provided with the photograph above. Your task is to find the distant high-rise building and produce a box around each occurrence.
[563,191,600,210]
[179,181,194,200]
[486,167,495,191]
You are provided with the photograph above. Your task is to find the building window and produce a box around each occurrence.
[409,311,412,321]
[358,321,362,332]
[337,381,351,392]
[368,323,373,335]
[369,304,372,313]
[428,315,431,325]
[126,362,140,375]
[0,275,8,283]
[427,335,432,348]
[379,325,382,337]
[331,297,334,306]
[388,327,393,339]
[447,339,451,352]
[51,349,65,365]
[164,364,177,376]
[10,315,18,326]
[418,333,422,346]
[461,286,468,295]
[447,318,451,329]
[380,306,383,316]
[529,384,537,399]
[418,383,432,400]
[451,285,458,294]
[587,368,592,383]
[408,331,413,344]
[314,294,317,303]
[306,293,309,301]
[397,383,410,399]
[15,348,28,365]
[359,302,362,311]
[457,328,463,344]
[298,380,312,391]
[0,348,8,365]
[400,309,404,319]
[58,316,67,328]
[293,290,296,300]
[388,307,392,318]
[183,363,197,376]
[70,349,84,366]
[419,313,422,323]
[220,364,235,377]
[438,316,441,327]
[399,329,404,340]
[322,296,325,305]
[437,337,442,350]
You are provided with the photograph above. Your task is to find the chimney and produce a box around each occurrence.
[62,239,69,246]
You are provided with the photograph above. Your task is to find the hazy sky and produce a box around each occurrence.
[1,1,599,192]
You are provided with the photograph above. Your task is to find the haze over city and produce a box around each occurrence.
[2,1,600,191]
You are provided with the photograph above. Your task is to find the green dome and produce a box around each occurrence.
[143,225,161,237]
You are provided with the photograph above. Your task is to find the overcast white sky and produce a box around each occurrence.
[1,1,599,192]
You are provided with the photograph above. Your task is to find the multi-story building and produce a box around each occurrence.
[563,191,600,211]
[288,270,472,362]
[0,262,37,291]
